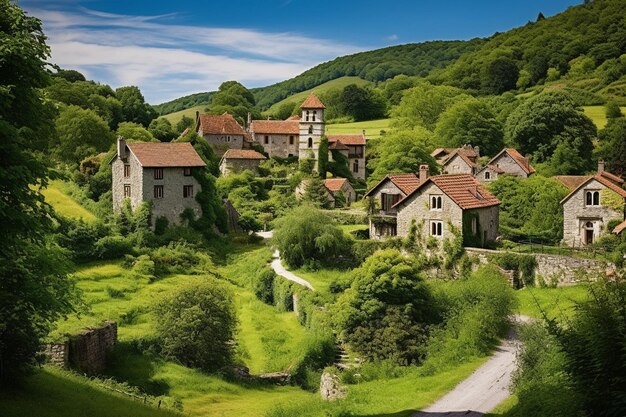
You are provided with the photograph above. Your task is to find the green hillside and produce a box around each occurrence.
[153,91,213,117]
[266,76,371,114]
[41,180,96,222]
[326,118,391,139]
[160,104,206,124]
[582,105,626,129]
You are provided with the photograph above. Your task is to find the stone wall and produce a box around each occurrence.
[491,152,529,178]
[219,158,262,176]
[43,342,69,367]
[442,154,474,175]
[201,134,244,156]
[466,247,614,285]
[255,133,298,158]
[143,167,203,226]
[112,150,144,214]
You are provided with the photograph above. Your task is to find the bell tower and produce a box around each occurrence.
[298,93,326,168]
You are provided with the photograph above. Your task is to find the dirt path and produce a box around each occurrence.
[412,315,531,417]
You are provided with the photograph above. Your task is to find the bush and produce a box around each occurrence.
[55,218,109,261]
[273,278,294,312]
[490,253,537,286]
[106,286,126,299]
[253,267,276,305]
[153,279,237,372]
[93,235,135,259]
[149,242,214,276]
[291,332,336,390]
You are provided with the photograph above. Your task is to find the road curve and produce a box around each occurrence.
[412,315,531,417]
[270,250,315,291]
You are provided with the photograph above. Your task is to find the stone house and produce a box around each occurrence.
[249,119,299,158]
[475,148,535,182]
[324,178,357,206]
[111,138,205,226]
[363,171,422,239]
[195,112,247,156]
[432,145,480,175]
[555,161,626,246]
[219,149,267,176]
[327,134,366,180]
[394,167,500,245]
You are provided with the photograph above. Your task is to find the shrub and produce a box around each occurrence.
[490,253,537,286]
[154,216,169,235]
[93,235,135,259]
[153,279,237,372]
[55,218,109,261]
[119,307,143,325]
[253,267,276,305]
[291,332,336,390]
[149,242,213,276]
[106,286,126,299]
[273,278,294,312]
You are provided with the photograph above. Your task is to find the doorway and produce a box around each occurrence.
[584,221,594,245]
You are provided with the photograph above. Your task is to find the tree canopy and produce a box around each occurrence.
[115,86,157,127]
[597,118,626,177]
[55,105,115,163]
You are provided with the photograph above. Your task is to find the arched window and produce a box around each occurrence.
[585,221,594,229]
[593,191,599,206]
[312,111,317,122]
[430,195,442,210]
[308,125,313,134]
[586,190,600,206]
[485,171,491,180]
[586,191,593,205]
[352,159,359,173]
[308,137,313,148]
[305,110,310,122]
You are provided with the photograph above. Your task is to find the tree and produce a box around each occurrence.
[605,101,623,119]
[116,122,156,142]
[55,105,115,163]
[175,115,195,134]
[115,86,157,127]
[317,136,329,178]
[434,97,504,157]
[597,118,626,177]
[504,92,596,172]
[331,250,436,363]
[273,205,350,268]
[52,68,86,83]
[0,0,77,383]
[153,279,237,372]
[303,177,333,209]
[340,84,387,121]
[148,117,176,142]
[367,128,438,187]
[207,81,260,125]
[481,57,519,94]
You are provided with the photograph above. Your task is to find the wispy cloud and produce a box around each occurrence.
[25,6,364,103]
[386,34,399,41]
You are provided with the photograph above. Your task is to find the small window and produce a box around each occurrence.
[485,171,491,180]
[227,135,231,142]
[352,159,359,173]
[430,195,442,210]
[154,185,164,199]
[312,111,317,122]
[123,185,131,198]
[183,185,194,198]
[471,217,477,234]
[123,164,131,178]
[305,110,310,122]
[308,137,313,148]
[308,125,313,134]
[183,167,192,176]
[289,135,294,145]
[431,221,443,237]
[586,190,600,206]
[154,168,163,180]
[264,135,269,145]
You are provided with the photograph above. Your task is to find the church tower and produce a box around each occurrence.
[298,93,326,168]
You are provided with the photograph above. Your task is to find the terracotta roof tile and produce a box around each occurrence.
[127,142,206,167]
[442,149,478,169]
[327,134,366,146]
[503,148,535,175]
[363,173,420,198]
[198,113,245,135]
[288,115,301,120]
[324,178,348,192]
[300,94,325,109]
[329,141,349,150]
[395,174,500,210]
[487,164,505,174]
[614,219,626,235]
[553,175,591,191]
[221,149,267,160]
[250,120,299,135]
[599,170,624,184]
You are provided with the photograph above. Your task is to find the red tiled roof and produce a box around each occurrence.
[395,174,500,210]
[288,115,301,120]
[300,94,325,109]
[614,220,626,234]
[363,173,421,198]
[324,178,349,192]
[559,173,626,204]
[197,113,245,135]
[599,170,624,184]
[501,148,535,175]
[127,142,206,167]
[327,134,366,146]
[442,149,478,169]
[221,149,267,160]
[329,141,349,150]
[553,175,591,191]
[486,164,505,174]
[250,120,299,135]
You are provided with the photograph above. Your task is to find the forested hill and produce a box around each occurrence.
[153,39,484,114]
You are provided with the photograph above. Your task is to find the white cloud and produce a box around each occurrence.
[25,6,365,103]
[387,34,399,41]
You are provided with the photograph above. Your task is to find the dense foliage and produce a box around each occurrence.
[596,117,626,177]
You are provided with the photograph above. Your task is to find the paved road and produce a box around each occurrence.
[270,250,315,291]
[412,315,531,417]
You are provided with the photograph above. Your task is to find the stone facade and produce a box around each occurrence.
[489,151,531,178]
[562,178,624,246]
[367,181,404,239]
[475,165,500,182]
[220,157,263,176]
[299,111,325,164]
[143,167,202,225]
[112,145,144,212]
[255,133,298,158]
[201,134,245,156]
[442,153,475,175]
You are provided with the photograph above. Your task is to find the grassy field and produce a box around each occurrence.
[326,118,391,139]
[266,76,371,114]
[41,180,96,222]
[582,105,626,129]
[291,267,353,296]
[160,104,206,124]
[515,285,589,320]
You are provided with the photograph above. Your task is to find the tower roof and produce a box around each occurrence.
[300,93,325,109]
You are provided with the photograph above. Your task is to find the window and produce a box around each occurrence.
[308,125,313,134]
[123,164,131,177]
[431,221,443,237]
[308,137,313,148]
[183,167,192,176]
[471,217,477,234]
[264,135,269,144]
[183,185,193,198]
[154,185,164,199]
[305,110,310,122]
[352,159,359,173]
[289,135,294,145]
[227,135,231,142]
[485,171,491,180]
[312,111,317,122]
[382,193,401,211]
[585,190,600,206]
[430,195,442,210]
[123,185,131,198]
[154,168,163,180]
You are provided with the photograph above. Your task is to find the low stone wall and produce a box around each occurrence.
[44,321,117,374]
[466,247,614,285]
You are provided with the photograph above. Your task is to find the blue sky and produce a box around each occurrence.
[23,0,580,104]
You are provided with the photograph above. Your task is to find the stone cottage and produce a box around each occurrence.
[249,118,299,158]
[323,178,357,206]
[363,171,422,239]
[475,148,535,182]
[195,112,247,156]
[219,149,267,176]
[327,134,366,180]
[111,138,206,226]
[432,145,480,175]
[394,167,500,245]
[555,161,626,246]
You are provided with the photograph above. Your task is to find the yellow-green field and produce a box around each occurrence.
[160,104,206,124]
[515,284,589,320]
[41,180,96,222]
[582,105,626,129]
[326,118,391,139]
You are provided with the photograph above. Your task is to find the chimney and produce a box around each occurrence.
[419,164,429,184]
[598,159,605,173]
[117,136,126,159]
[362,129,366,137]
[247,112,252,129]
[474,146,480,157]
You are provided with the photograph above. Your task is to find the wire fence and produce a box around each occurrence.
[506,238,617,260]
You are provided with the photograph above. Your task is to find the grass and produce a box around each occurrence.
[339,224,369,237]
[41,180,96,222]
[326,118,391,139]
[582,105,626,129]
[266,76,371,114]
[487,395,519,416]
[160,104,207,124]
[291,267,353,296]
[515,285,589,320]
